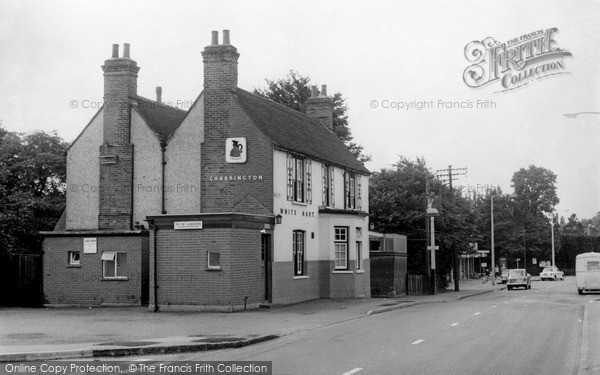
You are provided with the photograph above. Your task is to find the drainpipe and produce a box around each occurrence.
[145,219,159,312]
[160,141,167,214]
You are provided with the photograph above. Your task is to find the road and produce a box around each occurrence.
[130,278,596,375]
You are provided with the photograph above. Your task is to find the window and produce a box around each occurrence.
[344,171,362,210]
[356,241,362,270]
[293,230,305,275]
[334,227,349,270]
[322,165,334,207]
[286,154,312,204]
[68,251,80,266]
[295,158,304,202]
[355,228,363,270]
[588,261,600,271]
[101,252,127,279]
[207,251,221,269]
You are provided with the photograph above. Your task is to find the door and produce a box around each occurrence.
[261,234,272,302]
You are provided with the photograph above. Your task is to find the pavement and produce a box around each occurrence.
[0,279,507,362]
[580,299,600,375]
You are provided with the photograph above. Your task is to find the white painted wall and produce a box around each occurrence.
[131,110,162,225]
[164,94,203,214]
[65,111,103,230]
[272,149,320,262]
[272,149,369,263]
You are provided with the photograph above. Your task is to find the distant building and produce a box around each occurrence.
[42,30,370,311]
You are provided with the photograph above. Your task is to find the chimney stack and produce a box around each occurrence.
[305,84,334,131]
[101,43,139,144]
[123,43,131,59]
[202,30,239,90]
[98,43,139,230]
[156,86,162,103]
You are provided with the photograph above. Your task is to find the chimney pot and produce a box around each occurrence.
[321,84,327,97]
[156,86,162,103]
[123,43,131,59]
[310,86,318,98]
[112,44,119,58]
[222,30,230,45]
[211,31,218,45]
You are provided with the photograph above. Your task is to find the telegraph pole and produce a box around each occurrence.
[426,175,439,295]
[436,165,467,291]
[436,165,468,200]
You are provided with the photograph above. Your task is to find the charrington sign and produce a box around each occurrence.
[463,27,572,92]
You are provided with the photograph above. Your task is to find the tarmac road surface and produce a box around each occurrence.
[138,278,597,375]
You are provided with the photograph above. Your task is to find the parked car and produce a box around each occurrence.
[507,269,531,290]
[500,269,511,284]
[540,266,564,281]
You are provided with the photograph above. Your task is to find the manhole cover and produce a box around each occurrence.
[96,341,160,347]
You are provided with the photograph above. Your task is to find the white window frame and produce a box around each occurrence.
[207,251,221,270]
[295,158,304,202]
[334,227,349,270]
[68,251,80,266]
[344,171,361,210]
[322,165,334,207]
[101,252,128,279]
[286,154,312,204]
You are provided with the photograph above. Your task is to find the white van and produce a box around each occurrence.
[576,252,600,295]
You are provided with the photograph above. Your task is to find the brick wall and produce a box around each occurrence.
[98,144,134,229]
[200,93,273,215]
[370,253,406,297]
[149,227,263,309]
[43,234,148,305]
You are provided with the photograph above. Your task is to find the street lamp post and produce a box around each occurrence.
[491,194,501,286]
[544,212,558,268]
[550,219,555,267]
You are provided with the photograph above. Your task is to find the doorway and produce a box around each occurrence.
[261,233,272,303]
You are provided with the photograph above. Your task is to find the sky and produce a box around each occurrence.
[1,0,599,219]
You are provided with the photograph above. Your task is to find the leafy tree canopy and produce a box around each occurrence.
[0,126,68,253]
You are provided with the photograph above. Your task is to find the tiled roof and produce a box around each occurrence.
[134,96,187,142]
[233,89,369,174]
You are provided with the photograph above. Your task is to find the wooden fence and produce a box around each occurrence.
[0,253,43,306]
[407,274,429,295]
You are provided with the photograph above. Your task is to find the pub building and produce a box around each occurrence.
[41,30,371,311]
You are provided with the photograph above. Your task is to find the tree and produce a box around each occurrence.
[369,156,480,287]
[510,165,559,271]
[511,165,559,216]
[560,213,586,235]
[580,212,600,236]
[255,70,371,163]
[0,126,68,254]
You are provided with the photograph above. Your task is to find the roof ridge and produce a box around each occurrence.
[235,88,333,131]
[134,95,188,113]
